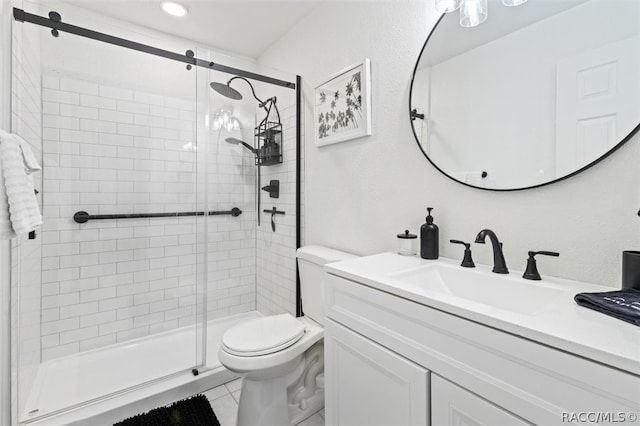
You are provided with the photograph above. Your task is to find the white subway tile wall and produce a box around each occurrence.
[202,122,257,321]
[257,100,301,316]
[11,21,43,412]
[40,72,255,360]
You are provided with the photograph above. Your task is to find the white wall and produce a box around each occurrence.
[258,1,640,287]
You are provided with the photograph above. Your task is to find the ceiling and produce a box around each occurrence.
[60,0,322,58]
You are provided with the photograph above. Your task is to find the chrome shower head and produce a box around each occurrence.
[210,81,243,100]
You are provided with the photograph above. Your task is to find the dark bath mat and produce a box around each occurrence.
[114,394,220,426]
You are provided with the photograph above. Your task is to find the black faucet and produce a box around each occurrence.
[523,251,559,280]
[474,229,509,274]
[450,240,475,268]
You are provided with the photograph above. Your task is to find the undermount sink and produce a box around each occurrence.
[389,262,570,315]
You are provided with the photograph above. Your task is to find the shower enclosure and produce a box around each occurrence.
[8,1,301,423]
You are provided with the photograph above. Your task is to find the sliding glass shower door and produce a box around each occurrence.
[13,5,206,419]
[194,48,259,370]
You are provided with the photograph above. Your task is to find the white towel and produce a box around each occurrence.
[18,137,42,172]
[0,130,42,238]
[0,155,13,240]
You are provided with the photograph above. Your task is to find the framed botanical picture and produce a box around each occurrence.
[314,58,372,147]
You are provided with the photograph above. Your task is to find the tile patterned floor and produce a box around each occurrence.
[203,378,325,426]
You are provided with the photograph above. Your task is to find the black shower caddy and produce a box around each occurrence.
[255,120,282,166]
[254,87,283,169]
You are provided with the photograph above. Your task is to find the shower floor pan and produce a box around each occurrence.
[21,311,260,425]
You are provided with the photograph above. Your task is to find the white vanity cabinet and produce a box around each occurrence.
[431,375,530,426]
[324,271,640,426]
[324,319,429,426]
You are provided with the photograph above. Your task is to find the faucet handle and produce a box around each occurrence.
[450,240,475,268]
[531,251,559,258]
[523,251,559,280]
[450,239,469,248]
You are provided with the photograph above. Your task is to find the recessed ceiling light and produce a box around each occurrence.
[160,1,189,17]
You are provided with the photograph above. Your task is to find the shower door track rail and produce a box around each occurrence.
[73,208,242,223]
[12,7,296,90]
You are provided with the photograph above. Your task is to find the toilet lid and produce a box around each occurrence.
[222,313,306,357]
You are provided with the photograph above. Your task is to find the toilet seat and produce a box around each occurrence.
[222,313,306,357]
[219,316,324,374]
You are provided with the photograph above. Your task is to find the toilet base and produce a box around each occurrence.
[288,343,324,425]
[238,374,295,426]
[288,384,324,425]
[235,342,324,426]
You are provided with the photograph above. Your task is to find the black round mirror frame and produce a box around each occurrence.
[409,13,640,192]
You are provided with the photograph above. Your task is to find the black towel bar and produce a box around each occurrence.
[73,208,242,224]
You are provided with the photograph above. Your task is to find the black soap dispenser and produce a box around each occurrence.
[421,207,439,259]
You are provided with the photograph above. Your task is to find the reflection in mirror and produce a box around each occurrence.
[411,0,640,190]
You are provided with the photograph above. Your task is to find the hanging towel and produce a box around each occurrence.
[18,136,42,172]
[0,130,42,238]
[574,289,640,327]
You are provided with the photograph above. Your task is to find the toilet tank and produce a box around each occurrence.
[296,245,357,325]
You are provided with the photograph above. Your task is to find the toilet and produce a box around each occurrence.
[218,245,356,426]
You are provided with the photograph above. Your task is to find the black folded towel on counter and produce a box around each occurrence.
[574,289,640,326]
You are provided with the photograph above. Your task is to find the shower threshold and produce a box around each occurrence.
[20,311,260,425]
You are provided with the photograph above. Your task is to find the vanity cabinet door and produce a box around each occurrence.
[431,375,531,426]
[324,319,430,426]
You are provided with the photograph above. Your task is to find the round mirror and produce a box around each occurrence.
[410,0,640,190]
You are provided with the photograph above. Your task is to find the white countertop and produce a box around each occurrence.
[325,252,640,376]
